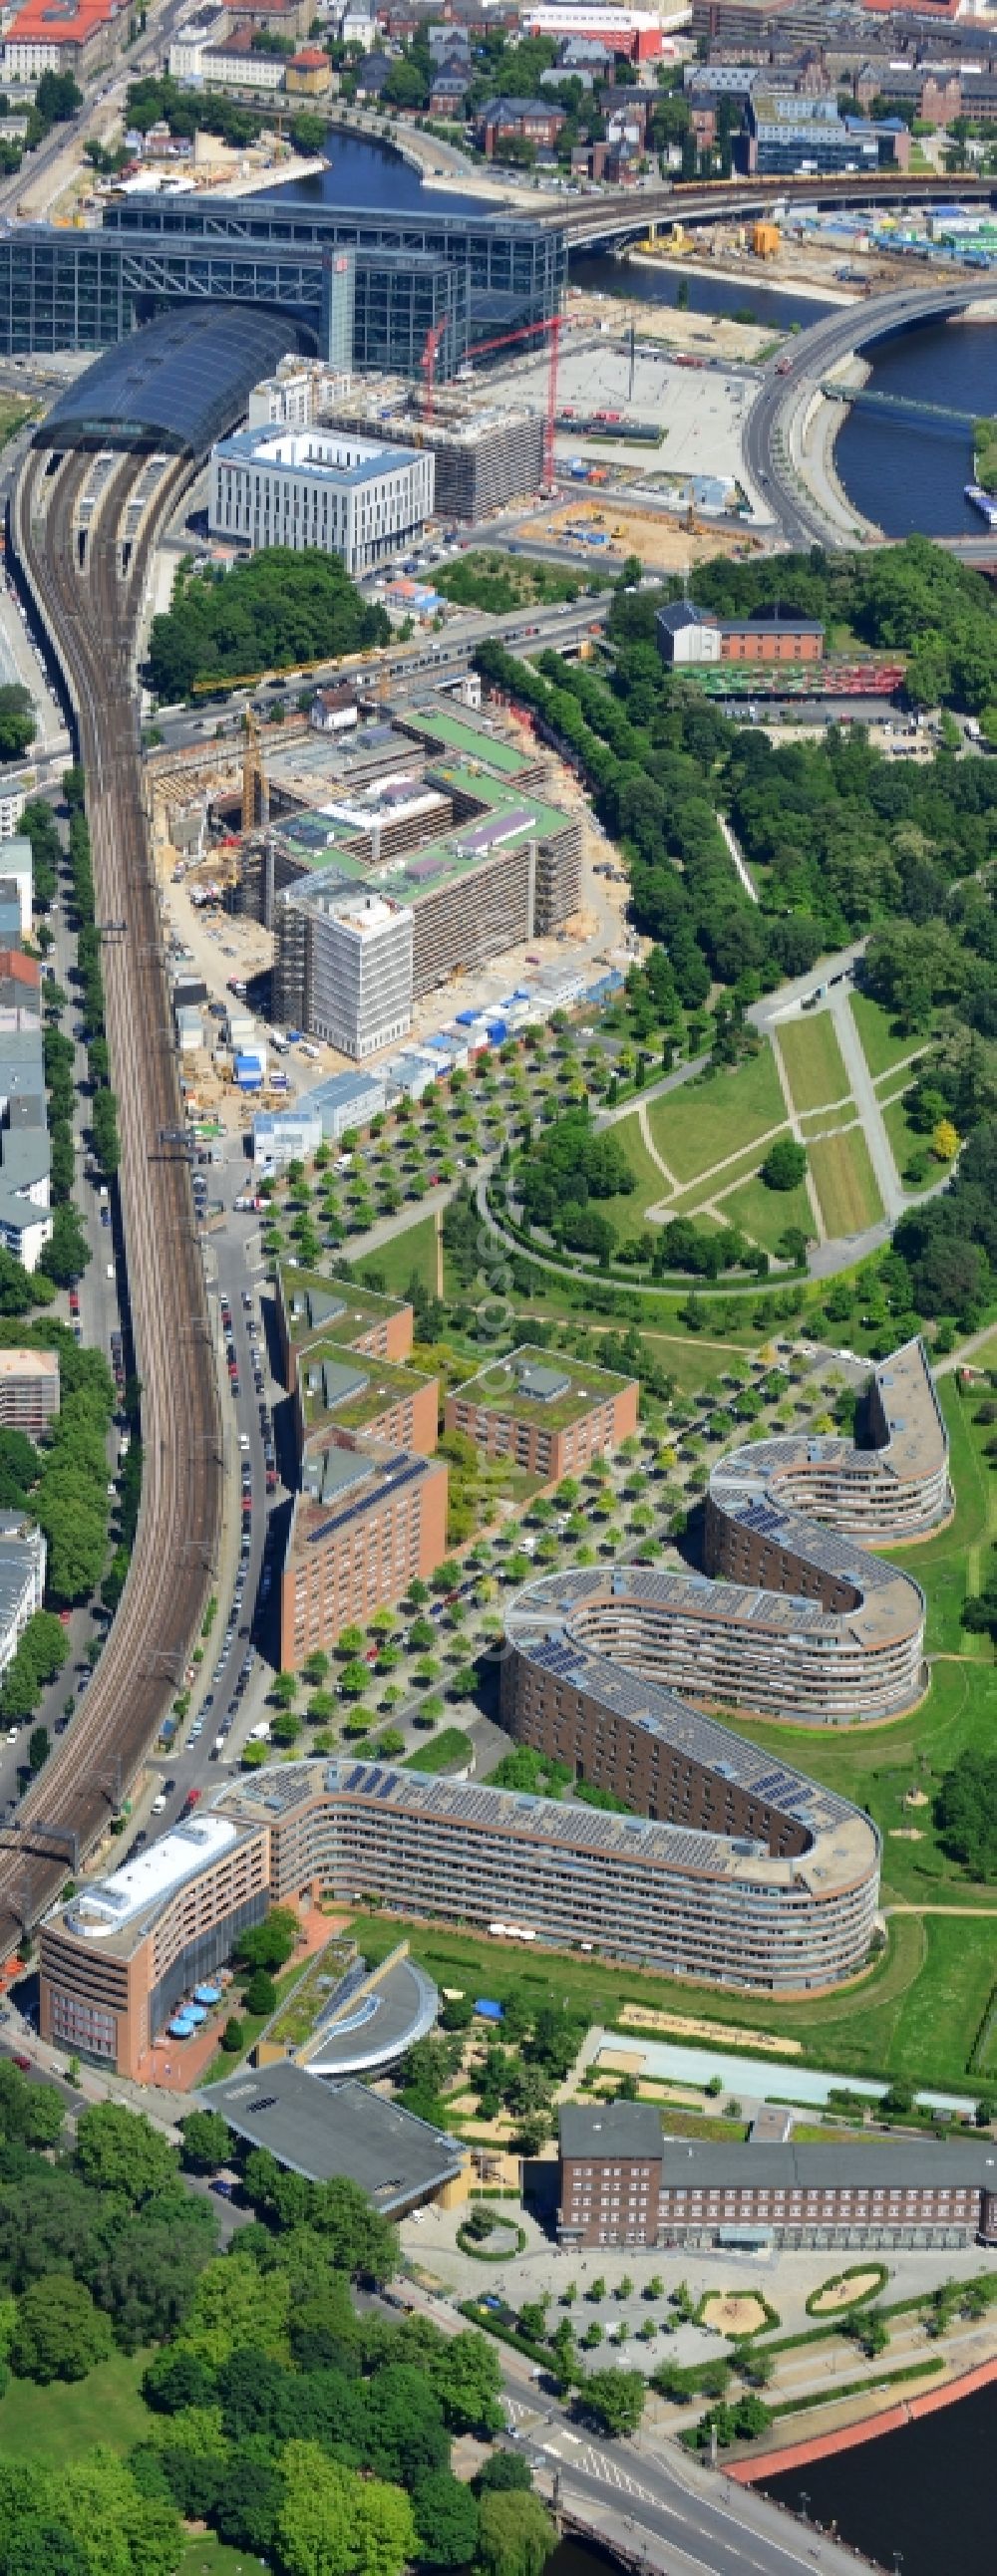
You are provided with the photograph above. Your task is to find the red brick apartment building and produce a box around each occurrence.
[445,1346,638,1482]
[276,1266,415,1395]
[279,1444,448,1667]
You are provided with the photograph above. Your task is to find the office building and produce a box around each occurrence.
[208,426,434,576]
[0,1346,58,1437]
[323,383,545,521]
[274,887,414,1062]
[0,951,41,1032]
[557,2104,997,2250]
[279,1445,449,1666]
[748,87,879,169]
[248,356,353,431]
[445,1346,638,1481]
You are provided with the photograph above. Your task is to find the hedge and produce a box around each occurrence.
[459,2299,556,2374]
[457,2221,527,2261]
[806,2264,888,2319]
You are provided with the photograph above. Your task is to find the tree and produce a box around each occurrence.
[243,1970,278,2018]
[476,2488,556,2576]
[932,1117,959,1162]
[26,1727,48,1775]
[275,2440,415,2576]
[475,2453,533,2495]
[179,2109,232,2173]
[576,2369,646,2436]
[10,2276,113,2384]
[412,2470,479,2568]
[236,1906,299,1974]
[75,2102,179,2204]
[761,1139,808,1192]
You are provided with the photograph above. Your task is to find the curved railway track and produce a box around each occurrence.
[0,440,223,1954]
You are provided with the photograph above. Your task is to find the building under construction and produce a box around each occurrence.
[321,379,545,520]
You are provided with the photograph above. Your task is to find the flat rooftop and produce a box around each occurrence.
[453,1343,633,1431]
[299,1343,435,1438]
[0,1347,58,1378]
[203,2062,462,2203]
[280,1263,410,1353]
[214,425,424,488]
[63,1816,237,1944]
[401,707,535,776]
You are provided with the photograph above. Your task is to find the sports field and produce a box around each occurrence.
[809,1128,882,1235]
[777,1014,849,1116]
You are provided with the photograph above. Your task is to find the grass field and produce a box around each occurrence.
[598,1111,669,1239]
[849,992,925,1083]
[434,550,612,614]
[344,1903,980,2089]
[179,2543,253,2576]
[354,1212,438,1299]
[809,1128,883,1236]
[720,1171,815,1255]
[882,1094,936,1194]
[647,1046,786,1186]
[0,2349,152,2461]
[777,1015,850,1116]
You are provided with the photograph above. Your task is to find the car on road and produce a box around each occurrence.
[12,2054,31,2074]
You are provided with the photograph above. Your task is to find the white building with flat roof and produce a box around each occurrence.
[208,426,435,576]
[0,1346,58,1436]
[294,887,414,1060]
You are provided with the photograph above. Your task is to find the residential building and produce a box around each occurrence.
[0,1025,51,1274]
[286,43,333,88]
[167,4,226,77]
[208,426,435,576]
[191,32,288,91]
[657,602,825,666]
[276,1262,416,1390]
[557,2105,997,2249]
[0,1512,45,1681]
[296,1344,439,1476]
[274,885,414,1061]
[477,97,567,154]
[310,687,360,734]
[0,777,28,842]
[446,1346,639,1481]
[0,951,41,1032]
[0,838,35,941]
[279,1445,449,1664]
[0,1346,59,1437]
[429,64,470,113]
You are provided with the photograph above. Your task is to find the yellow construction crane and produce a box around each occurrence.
[242,708,269,834]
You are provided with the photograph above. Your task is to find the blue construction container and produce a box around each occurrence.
[486,1018,507,1044]
[475,1998,503,2021]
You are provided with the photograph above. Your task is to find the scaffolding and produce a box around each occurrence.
[320,379,545,520]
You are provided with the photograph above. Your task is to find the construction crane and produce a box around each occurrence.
[419,311,564,491]
[242,706,269,834]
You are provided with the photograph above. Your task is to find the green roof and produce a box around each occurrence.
[401,709,531,774]
[452,1343,632,1432]
[300,1342,435,1436]
[280,1264,410,1352]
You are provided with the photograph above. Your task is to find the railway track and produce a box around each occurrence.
[0,440,223,1953]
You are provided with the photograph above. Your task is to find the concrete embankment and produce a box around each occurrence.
[727,2353,997,2484]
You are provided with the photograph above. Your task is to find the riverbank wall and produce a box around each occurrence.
[727,2353,997,2485]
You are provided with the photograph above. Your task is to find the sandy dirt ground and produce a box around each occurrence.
[701,2293,771,2336]
[810,2271,884,2314]
[617,2003,802,2056]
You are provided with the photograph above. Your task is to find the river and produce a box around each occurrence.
[268,139,994,536]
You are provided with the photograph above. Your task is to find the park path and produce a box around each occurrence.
[828,985,905,1224]
[717,808,759,904]
[636,1096,678,1193]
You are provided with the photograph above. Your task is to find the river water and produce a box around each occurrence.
[269,139,995,535]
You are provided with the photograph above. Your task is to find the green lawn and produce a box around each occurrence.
[882,1093,937,1194]
[849,992,926,1083]
[881,1376,995,1655]
[665,1135,793,1223]
[809,1128,883,1236]
[647,1047,786,1186]
[597,1111,670,1239]
[0,2348,153,2461]
[344,1905,971,2089]
[635,1330,762,1391]
[178,2542,255,2576]
[354,1212,438,1300]
[403,1726,475,1774]
[720,1171,815,1255]
[777,1015,850,1116]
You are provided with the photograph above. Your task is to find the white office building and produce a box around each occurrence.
[279,886,414,1060]
[208,427,435,576]
[247,357,353,430]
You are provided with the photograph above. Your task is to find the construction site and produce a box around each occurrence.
[320,378,545,524]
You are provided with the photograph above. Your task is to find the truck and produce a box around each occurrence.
[269,1029,287,1053]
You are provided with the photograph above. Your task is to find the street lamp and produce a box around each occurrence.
[893,2555,903,2575]
[799,2492,810,2523]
